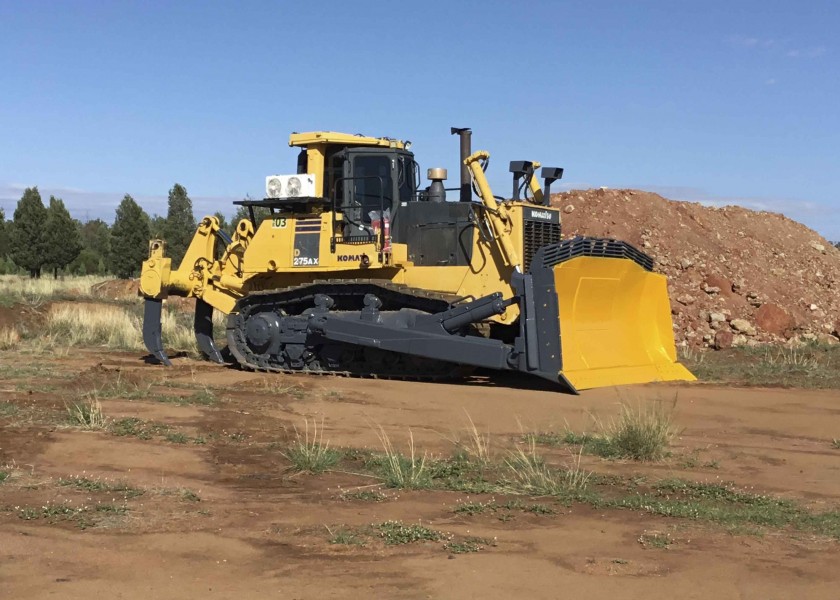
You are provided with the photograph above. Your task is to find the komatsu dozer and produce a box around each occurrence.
[139,128,695,393]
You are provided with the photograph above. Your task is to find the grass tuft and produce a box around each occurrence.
[534,401,677,461]
[341,489,387,502]
[596,402,676,461]
[0,326,20,350]
[326,526,365,546]
[0,400,19,417]
[58,476,144,498]
[283,418,340,474]
[504,439,591,496]
[375,521,442,545]
[461,410,491,465]
[374,427,430,489]
[445,536,493,554]
[638,530,674,549]
[66,397,106,429]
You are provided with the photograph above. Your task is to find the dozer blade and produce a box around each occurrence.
[194,298,224,364]
[142,298,172,366]
[553,256,696,390]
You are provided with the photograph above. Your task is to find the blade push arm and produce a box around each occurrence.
[464,150,522,273]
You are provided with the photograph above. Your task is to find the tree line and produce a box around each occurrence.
[0,184,250,279]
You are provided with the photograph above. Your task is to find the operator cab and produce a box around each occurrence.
[281,131,477,266]
[257,130,507,268]
[322,146,418,238]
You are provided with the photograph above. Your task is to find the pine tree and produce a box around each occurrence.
[9,187,49,278]
[232,197,269,233]
[213,211,229,232]
[44,196,83,278]
[109,194,151,279]
[68,219,111,275]
[149,215,166,238]
[0,208,9,259]
[163,183,196,266]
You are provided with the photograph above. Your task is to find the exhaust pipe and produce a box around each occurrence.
[450,127,472,202]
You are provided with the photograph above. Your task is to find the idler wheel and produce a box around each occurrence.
[245,312,280,353]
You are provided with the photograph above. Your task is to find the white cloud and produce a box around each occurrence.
[786,46,826,58]
[729,35,775,48]
[728,35,827,60]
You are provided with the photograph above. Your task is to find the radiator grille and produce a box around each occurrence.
[523,219,561,271]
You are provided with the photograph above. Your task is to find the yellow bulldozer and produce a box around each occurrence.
[139,128,694,393]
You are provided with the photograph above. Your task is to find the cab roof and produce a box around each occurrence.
[288,131,407,150]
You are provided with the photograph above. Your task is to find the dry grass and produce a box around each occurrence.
[0,275,108,304]
[504,438,591,495]
[43,302,198,355]
[376,426,429,489]
[283,418,340,474]
[594,401,677,461]
[0,326,20,350]
[66,397,107,430]
[47,303,143,349]
[761,346,820,369]
[684,344,840,389]
[461,410,492,465]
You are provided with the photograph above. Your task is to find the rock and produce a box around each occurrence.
[676,294,696,306]
[817,333,839,345]
[705,275,734,296]
[563,205,575,214]
[703,285,721,294]
[809,304,818,311]
[679,258,693,270]
[714,330,733,349]
[754,303,794,336]
[730,319,757,335]
[708,312,727,324]
[810,241,825,252]
[732,333,748,347]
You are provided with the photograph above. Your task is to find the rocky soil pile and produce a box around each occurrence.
[552,188,840,348]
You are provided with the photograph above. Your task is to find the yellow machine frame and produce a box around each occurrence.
[140,131,694,391]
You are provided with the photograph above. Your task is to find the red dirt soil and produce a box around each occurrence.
[1,352,838,599]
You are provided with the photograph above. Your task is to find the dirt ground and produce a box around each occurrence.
[1,352,838,599]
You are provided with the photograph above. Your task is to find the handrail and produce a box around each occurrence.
[329,175,387,253]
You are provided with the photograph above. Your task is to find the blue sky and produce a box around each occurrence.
[1,1,838,237]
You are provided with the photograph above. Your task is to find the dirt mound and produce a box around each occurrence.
[552,188,840,347]
[91,278,139,301]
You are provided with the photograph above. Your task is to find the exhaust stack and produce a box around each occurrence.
[450,127,472,202]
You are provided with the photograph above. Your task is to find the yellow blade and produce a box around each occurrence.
[554,256,696,390]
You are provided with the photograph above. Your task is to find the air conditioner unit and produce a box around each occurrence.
[265,174,316,199]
